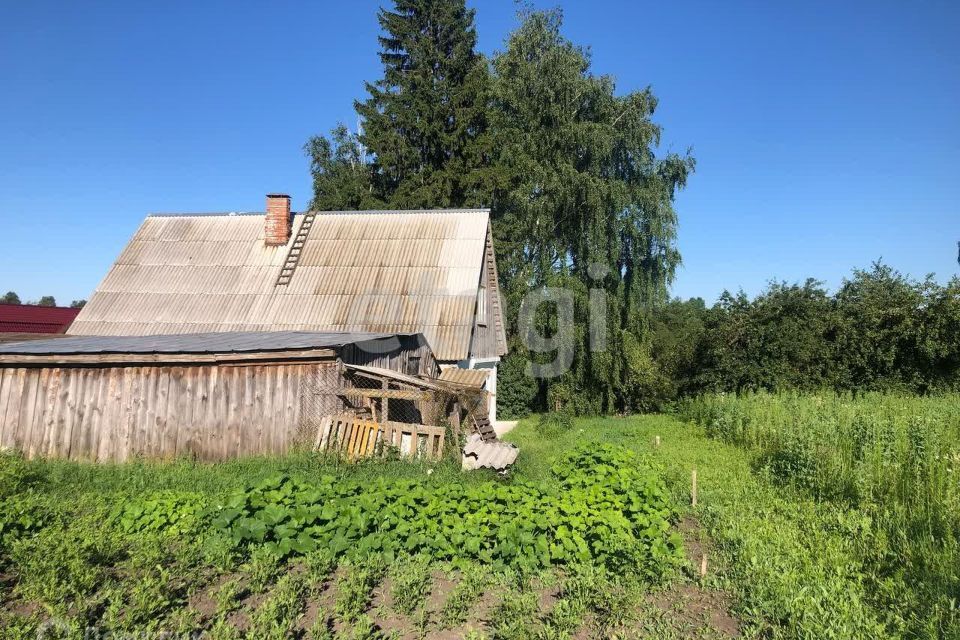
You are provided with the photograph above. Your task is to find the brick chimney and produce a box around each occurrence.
[264,194,291,246]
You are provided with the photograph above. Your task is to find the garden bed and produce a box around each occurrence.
[0,434,728,639]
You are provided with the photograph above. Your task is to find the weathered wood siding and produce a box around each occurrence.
[0,362,339,462]
[467,227,508,361]
[339,334,438,376]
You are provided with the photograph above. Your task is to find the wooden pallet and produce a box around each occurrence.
[313,413,445,460]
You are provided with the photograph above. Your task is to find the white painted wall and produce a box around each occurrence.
[470,359,499,422]
[450,357,501,422]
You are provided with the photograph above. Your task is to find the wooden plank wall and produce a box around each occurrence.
[340,335,438,377]
[0,362,337,462]
[467,226,507,360]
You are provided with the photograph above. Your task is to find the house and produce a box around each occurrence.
[0,303,80,342]
[0,330,445,461]
[68,195,509,418]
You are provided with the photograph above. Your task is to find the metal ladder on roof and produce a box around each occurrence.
[275,212,315,286]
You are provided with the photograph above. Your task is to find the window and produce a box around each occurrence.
[477,284,487,326]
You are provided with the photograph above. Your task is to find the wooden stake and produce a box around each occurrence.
[699,552,708,578]
[691,469,698,507]
[654,435,661,448]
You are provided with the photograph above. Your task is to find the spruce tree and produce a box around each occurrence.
[355,0,491,208]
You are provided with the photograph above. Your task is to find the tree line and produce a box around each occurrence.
[1,292,85,308]
[647,263,960,403]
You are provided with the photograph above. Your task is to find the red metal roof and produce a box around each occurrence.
[0,304,80,334]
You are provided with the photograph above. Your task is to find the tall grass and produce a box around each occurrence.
[679,392,960,637]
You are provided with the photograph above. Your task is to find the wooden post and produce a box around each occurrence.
[699,552,708,578]
[381,380,389,423]
[691,469,698,507]
[313,415,332,451]
[448,399,462,444]
[654,435,661,448]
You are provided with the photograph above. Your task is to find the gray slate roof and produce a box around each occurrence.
[68,209,506,361]
[462,433,519,471]
[0,331,415,355]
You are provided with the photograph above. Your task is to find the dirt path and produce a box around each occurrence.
[494,420,518,437]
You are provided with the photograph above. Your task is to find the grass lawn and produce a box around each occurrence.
[508,415,893,639]
[0,411,945,638]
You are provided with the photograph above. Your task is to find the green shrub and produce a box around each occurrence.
[496,350,539,419]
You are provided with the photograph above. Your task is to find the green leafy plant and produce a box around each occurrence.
[0,450,35,499]
[101,565,174,632]
[0,492,60,546]
[489,587,538,640]
[214,577,244,618]
[248,573,307,639]
[305,547,336,594]
[210,446,683,577]
[389,553,431,616]
[10,518,123,615]
[336,557,386,623]
[679,392,960,637]
[309,614,336,640]
[439,564,489,628]
[113,492,207,536]
[244,544,282,593]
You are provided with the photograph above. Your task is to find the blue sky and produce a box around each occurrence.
[1,0,957,305]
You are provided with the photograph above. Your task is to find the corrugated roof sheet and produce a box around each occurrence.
[438,367,490,388]
[462,433,519,471]
[0,330,413,355]
[0,333,71,344]
[0,304,80,334]
[69,210,493,361]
